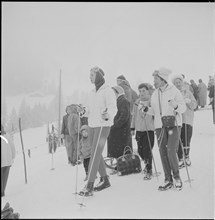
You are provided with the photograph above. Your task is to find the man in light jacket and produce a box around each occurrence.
[143,68,186,191]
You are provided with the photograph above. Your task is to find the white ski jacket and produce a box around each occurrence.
[148,84,186,129]
[85,83,117,128]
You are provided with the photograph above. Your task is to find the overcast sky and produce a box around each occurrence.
[2,2,214,97]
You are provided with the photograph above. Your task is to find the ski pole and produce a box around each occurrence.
[174,112,193,187]
[74,111,81,199]
[18,118,28,184]
[143,115,160,181]
[78,126,103,208]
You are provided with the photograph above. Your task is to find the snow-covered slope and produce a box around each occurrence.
[1,107,214,219]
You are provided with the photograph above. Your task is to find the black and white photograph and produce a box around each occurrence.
[1,2,214,219]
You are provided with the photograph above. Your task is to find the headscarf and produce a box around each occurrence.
[90,66,105,91]
[112,85,125,98]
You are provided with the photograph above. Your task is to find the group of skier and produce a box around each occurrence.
[59,66,214,196]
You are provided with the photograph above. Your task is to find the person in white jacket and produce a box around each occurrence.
[79,66,117,197]
[142,68,186,191]
[1,125,16,197]
[172,74,197,168]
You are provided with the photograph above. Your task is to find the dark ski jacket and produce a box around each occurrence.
[61,114,69,135]
[107,95,131,158]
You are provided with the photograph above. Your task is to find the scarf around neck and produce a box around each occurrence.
[95,72,105,91]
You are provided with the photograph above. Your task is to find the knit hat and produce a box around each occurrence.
[152,67,172,82]
[90,66,105,76]
[117,75,126,81]
[171,74,184,84]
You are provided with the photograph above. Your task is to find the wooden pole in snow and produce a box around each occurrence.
[18,118,27,184]
[58,69,62,147]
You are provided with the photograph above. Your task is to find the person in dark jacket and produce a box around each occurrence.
[116,75,138,115]
[68,104,81,166]
[190,79,199,110]
[116,75,137,149]
[61,105,71,164]
[208,77,215,124]
[47,125,58,154]
[107,85,131,163]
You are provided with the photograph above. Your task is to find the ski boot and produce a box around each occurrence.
[158,180,173,191]
[178,160,185,169]
[78,182,94,197]
[174,178,183,191]
[143,170,152,180]
[94,175,111,192]
[185,157,191,166]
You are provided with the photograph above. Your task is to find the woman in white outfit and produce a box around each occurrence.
[79,66,117,197]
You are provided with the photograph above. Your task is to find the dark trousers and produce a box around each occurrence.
[1,166,11,197]
[135,131,154,172]
[155,127,181,182]
[177,123,193,160]
[212,101,215,124]
[83,157,90,175]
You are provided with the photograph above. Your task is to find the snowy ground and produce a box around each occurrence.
[1,107,214,219]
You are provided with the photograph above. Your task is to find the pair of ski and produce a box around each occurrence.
[1,202,20,219]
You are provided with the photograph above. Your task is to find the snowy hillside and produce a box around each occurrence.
[1,107,214,219]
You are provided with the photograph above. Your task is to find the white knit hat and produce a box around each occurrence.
[153,67,172,82]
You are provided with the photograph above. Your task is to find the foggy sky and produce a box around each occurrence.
[2,2,214,97]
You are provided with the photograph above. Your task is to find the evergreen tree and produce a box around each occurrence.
[18,98,31,130]
[6,107,19,133]
[47,92,58,123]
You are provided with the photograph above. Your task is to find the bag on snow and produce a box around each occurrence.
[116,146,142,176]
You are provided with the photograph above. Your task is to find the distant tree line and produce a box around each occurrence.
[2,89,89,133]
[2,92,64,133]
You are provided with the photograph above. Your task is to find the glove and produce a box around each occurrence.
[142,106,148,112]
[168,99,178,109]
[101,108,109,121]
